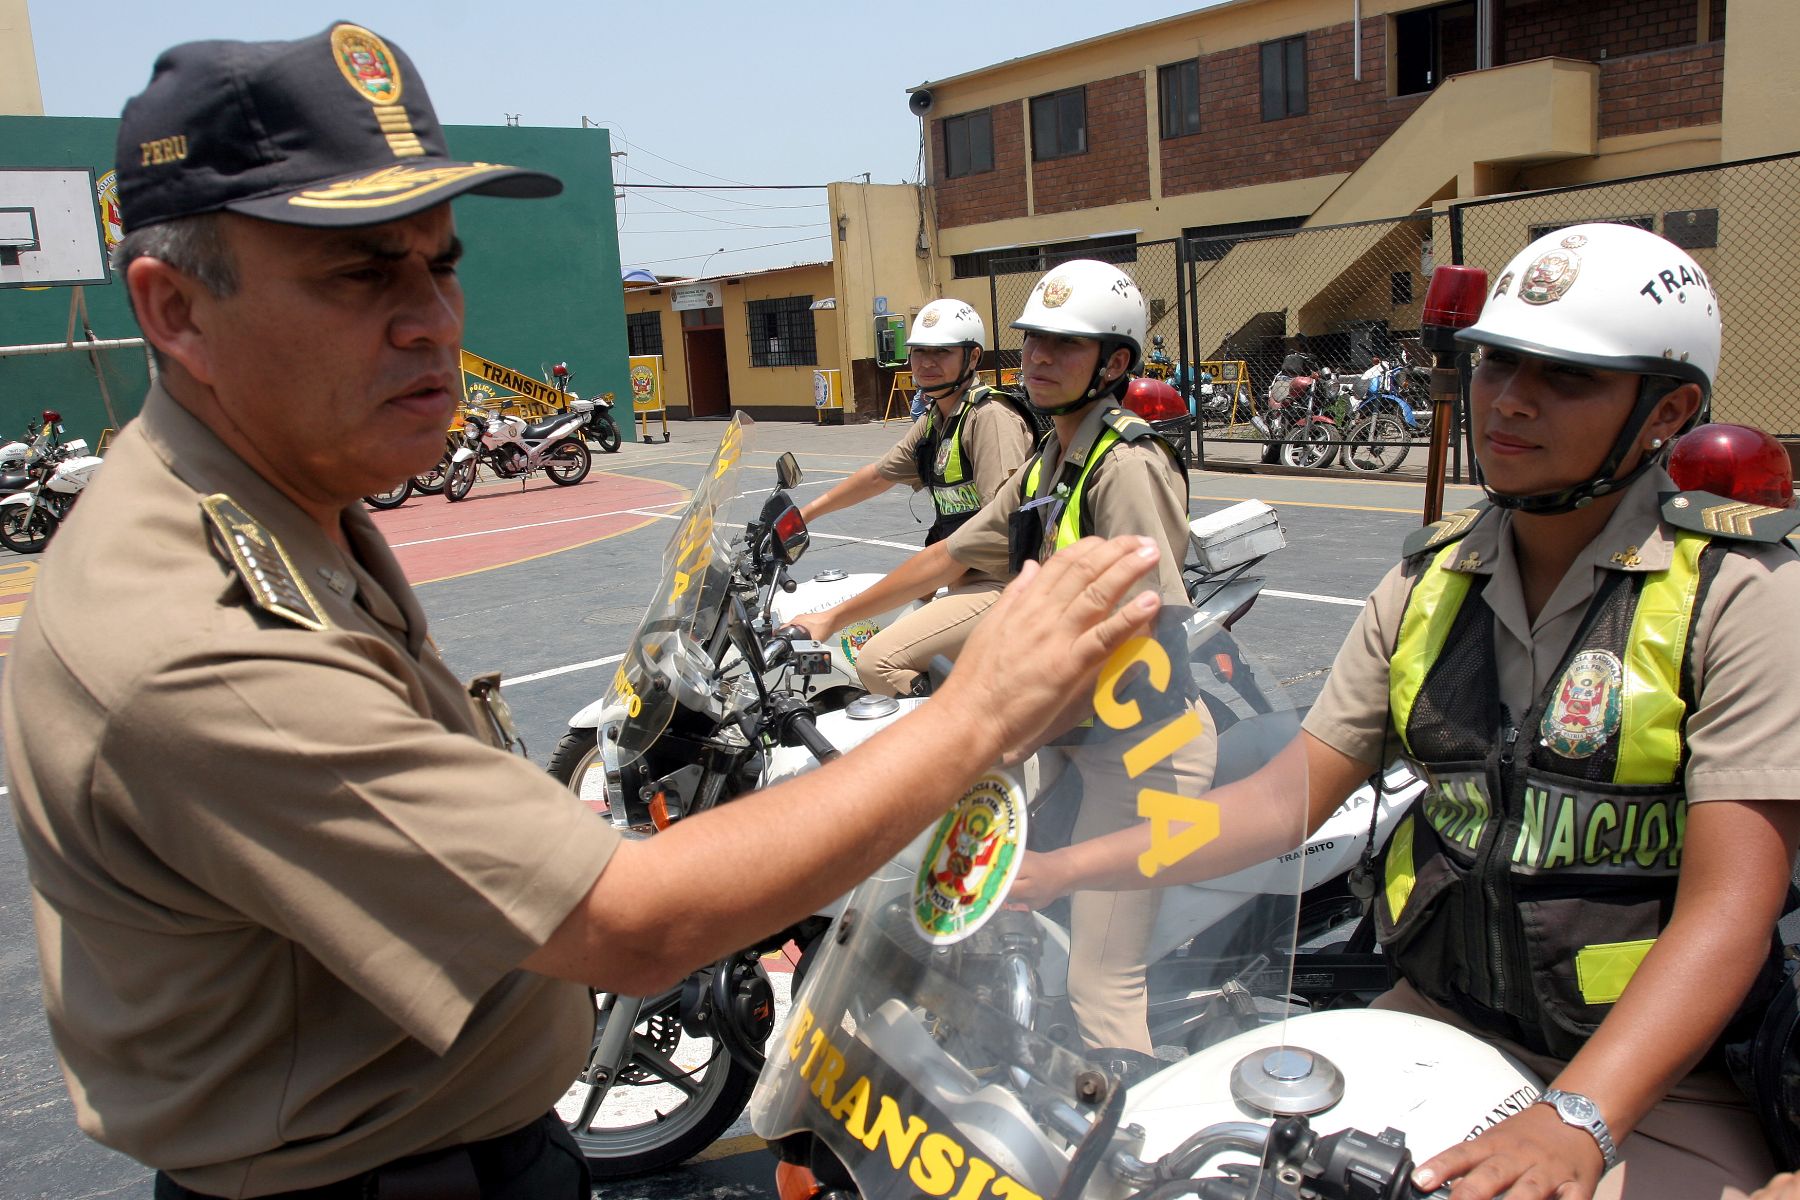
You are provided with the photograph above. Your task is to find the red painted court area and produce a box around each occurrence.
[367,470,688,584]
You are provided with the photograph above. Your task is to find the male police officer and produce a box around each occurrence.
[793,259,1213,1058]
[0,26,1164,1199]
[1012,223,1800,1198]
[797,299,1033,695]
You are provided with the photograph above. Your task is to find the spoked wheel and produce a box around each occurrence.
[363,479,412,510]
[589,417,622,454]
[1343,414,1410,473]
[0,503,57,554]
[1279,422,1338,470]
[543,438,592,486]
[412,442,455,494]
[556,987,759,1179]
[444,456,479,502]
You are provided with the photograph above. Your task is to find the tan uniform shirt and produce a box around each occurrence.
[1303,467,1800,804]
[871,386,1034,494]
[945,400,1191,606]
[2,386,620,1195]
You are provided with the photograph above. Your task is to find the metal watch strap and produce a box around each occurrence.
[1538,1088,1621,1172]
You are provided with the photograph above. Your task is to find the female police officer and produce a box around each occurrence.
[792,259,1213,1058]
[1011,222,1800,1197]
[796,299,1033,695]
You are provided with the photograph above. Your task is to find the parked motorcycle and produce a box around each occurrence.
[0,410,86,498]
[0,437,104,554]
[443,401,593,501]
[547,361,623,454]
[1255,353,1341,469]
[1341,356,1427,474]
[750,605,1533,1200]
[547,419,1418,1177]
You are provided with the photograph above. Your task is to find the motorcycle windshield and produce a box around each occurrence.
[601,415,748,768]
[751,606,1311,1200]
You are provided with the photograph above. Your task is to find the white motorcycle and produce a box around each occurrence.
[442,401,594,501]
[547,418,1418,1179]
[0,435,103,554]
[750,605,1535,1200]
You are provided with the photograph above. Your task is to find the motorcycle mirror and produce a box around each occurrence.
[775,452,803,490]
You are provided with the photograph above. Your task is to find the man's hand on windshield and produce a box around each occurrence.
[937,535,1160,761]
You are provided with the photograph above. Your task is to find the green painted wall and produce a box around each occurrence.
[0,116,629,446]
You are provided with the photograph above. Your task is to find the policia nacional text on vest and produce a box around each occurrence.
[913,385,1042,546]
[1006,405,1186,576]
[1375,492,1800,1075]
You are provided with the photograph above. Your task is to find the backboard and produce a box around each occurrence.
[0,168,109,289]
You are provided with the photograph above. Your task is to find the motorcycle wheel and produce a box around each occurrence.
[555,987,760,1179]
[1279,423,1338,470]
[0,503,57,554]
[543,438,592,486]
[444,457,479,502]
[589,417,622,454]
[411,442,455,494]
[362,479,412,510]
[1343,414,1410,473]
[547,728,610,820]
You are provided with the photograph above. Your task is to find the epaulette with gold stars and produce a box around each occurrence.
[1660,491,1800,546]
[200,494,332,631]
[1402,502,1491,561]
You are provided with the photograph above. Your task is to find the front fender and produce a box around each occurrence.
[450,446,477,464]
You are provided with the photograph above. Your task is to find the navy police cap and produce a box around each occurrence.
[116,22,561,233]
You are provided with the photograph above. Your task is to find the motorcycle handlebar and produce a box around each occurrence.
[784,709,839,764]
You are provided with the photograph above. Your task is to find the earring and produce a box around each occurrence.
[1649,437,1665,450]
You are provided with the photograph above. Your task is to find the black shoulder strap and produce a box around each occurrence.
[1661,490,1800,546]
[1400,501,1493,561]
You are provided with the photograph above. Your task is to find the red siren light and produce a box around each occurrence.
[1125,376,1187,423]
[1669,423,1794,509]
[1420,265,1489,357]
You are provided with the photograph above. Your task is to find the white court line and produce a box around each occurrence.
[810,531,923,553]
[1262,588,1366,608]
[502,653,624,688]
[391,502,685,548]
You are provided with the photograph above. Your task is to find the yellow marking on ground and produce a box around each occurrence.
[0,561,39,657]
[687,1133,766,1164]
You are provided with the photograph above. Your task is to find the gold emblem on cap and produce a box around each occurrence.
[921,309,939,328]
[287,163,510,211]
[1518,249,1580,306]
[1042,279,1073,309]
[331,24,404,104]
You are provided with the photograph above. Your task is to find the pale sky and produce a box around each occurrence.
[26,0,1226,277]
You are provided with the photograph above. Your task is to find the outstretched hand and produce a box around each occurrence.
[937,535,1161,764]
[1412,1104,1605,1200]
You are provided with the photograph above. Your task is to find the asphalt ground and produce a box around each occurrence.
[0,416,1484,1199]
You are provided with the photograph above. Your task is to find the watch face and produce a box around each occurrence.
[1558,1093,1597,1122]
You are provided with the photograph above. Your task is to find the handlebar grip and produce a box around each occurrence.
[775,623,809,641]
[786,711,840,764]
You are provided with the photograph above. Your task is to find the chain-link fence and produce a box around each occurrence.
[985,237,1188,374]
[0,339,150,452]
[1447,150,1800,437]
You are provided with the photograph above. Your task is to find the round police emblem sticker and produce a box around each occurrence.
[1541,649,1624,759]
[921,309,940,328]
[1560,233,1588,250]
[331,24,403,104]
[913,773,1027,945]
[1518,250,1580,306]
[1042,279,1073,309]
[839,619,879,664]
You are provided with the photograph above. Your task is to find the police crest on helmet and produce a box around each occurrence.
[1519,249,1581,306]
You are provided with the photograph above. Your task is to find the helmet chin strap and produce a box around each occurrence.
[918,347,978,400]
[1483,376,1679,515]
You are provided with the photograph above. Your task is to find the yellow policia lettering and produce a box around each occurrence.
[783,1001,1043,1199]
[1092,636,1220,879]
[140,135,189,165]
[667,509,715,602]
[1423,776,1489,852]
[1510,786,1685,872]
[714,422,743,478]
[610,665,644,719]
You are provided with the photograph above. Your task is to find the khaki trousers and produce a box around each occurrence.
[1374,979,1776,1198]
[1057,711,1218,1054]
[855,579,1007,697]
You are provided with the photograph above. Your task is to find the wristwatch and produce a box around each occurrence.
[1536,1088,1621,1172]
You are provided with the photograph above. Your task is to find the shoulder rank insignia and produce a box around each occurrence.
[1402,502,1492,560]
[200,494,332,631]
[1660,491,1800,545]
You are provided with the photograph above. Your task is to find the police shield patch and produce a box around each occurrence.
[1541,649,1624,759]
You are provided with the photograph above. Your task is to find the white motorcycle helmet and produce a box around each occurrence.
[1012,258,1147,415]
[908,299,986,398]
[1457,221,1720,513]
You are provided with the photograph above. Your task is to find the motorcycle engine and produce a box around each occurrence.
[503,449,528,476]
